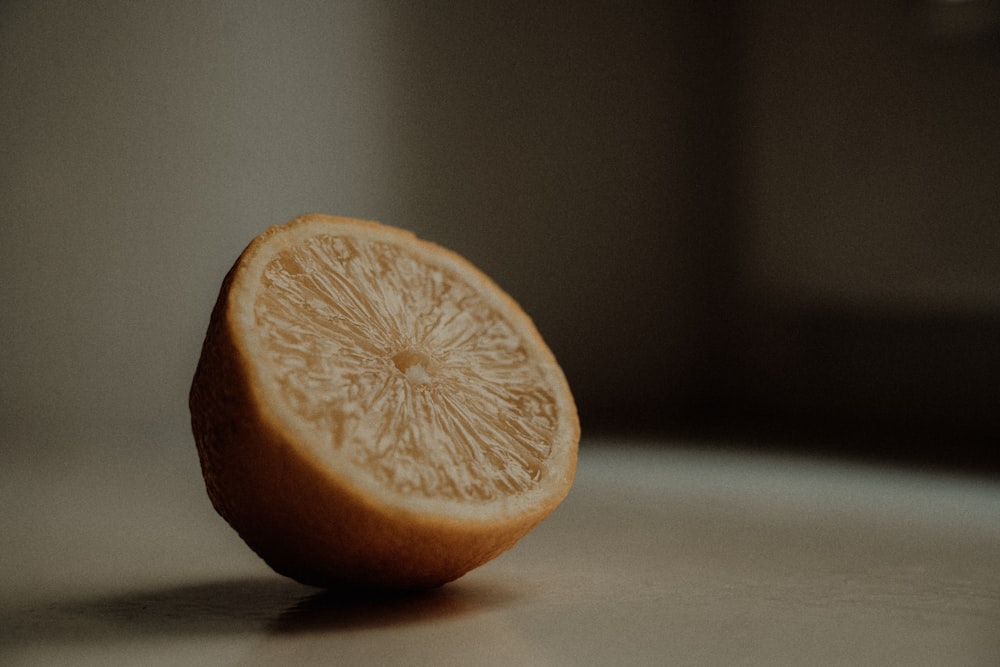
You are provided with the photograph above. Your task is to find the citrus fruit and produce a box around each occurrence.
[189,214,579,589]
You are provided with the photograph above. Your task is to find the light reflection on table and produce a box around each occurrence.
[3,433,1000,665]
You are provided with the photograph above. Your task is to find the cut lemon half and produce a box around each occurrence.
[190,214,579,589]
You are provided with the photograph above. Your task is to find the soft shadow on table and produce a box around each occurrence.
[1,575,521,651]
[270,577,521,634]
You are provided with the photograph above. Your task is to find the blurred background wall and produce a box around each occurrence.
[2,1,998,470]
[728,1,1000,468]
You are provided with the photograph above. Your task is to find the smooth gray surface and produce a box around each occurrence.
[3,435,1000,665]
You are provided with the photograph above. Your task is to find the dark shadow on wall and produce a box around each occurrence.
[381,2,1000,473]
[382,2,741,433]
[713,0,1000,472]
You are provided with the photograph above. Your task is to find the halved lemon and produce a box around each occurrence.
[190,214,579,589]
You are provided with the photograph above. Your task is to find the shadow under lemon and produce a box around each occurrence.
[1,575,523,650]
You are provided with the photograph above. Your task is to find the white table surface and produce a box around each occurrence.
[3,431,1000,666]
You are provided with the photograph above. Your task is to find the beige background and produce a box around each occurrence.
[2,1,999,465]
[1,2,726,438]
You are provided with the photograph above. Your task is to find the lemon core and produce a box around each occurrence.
[393,349,434,385]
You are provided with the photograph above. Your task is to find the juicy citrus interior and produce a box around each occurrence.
[252,232,557,504]
[192,214,578,588]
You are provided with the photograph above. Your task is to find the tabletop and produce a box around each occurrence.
[3,431,1000,665]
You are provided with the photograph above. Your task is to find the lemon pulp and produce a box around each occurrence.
[253,233,557,503]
